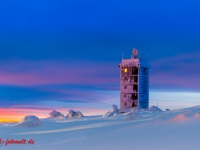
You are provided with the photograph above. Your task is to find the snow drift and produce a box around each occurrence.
[49,110,65,119]
[66,110,83,118]
[169,111,200,122]
[16,115,42,127]
[170,114,186,122]
[124,113,142,120]
[148,106,162,112]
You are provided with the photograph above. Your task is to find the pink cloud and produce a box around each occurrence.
[150,51,200,89]
[0,59,118,86]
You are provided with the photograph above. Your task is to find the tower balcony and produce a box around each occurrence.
[121,76,138,84]
[121,84,138,93]
[120,93,138,101]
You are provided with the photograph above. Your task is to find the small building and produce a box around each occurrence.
[119,48,150,110]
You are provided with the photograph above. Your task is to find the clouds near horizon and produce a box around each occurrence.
[150,51,200,91]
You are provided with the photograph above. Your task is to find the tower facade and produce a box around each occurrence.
[119,48,150,109]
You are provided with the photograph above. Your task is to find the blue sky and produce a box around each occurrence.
[0,0,200,119]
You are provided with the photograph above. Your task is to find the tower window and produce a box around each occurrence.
[124,77,128,81]
[133,84,138,92]
[124,94,127,98]
[124,86,127,89]
[132,67,138,75]
[124,68,127,72]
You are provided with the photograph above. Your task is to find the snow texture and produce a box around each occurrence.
[130,107,139,112]
[169,111,200,122]
[123,111,142,120]
[49,110,65,119]
[66,110,83,118]
[16,115,42,127]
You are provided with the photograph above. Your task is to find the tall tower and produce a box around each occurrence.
[119,48,150,110]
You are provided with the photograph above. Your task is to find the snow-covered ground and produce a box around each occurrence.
[1,106,200,150]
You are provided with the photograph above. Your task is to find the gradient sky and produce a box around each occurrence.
[0,0,200,122]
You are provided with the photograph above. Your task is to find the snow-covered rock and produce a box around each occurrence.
[66,110,83,118]
[49,110,65,119]
[112,104,119,113]
[16,115,42,127]
[103,104,119,118]
[148,106,162,112]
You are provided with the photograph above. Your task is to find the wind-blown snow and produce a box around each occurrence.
[16,115,42,127]
[1,105,200,150]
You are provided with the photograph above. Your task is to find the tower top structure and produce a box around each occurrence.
[132,48,139,59]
